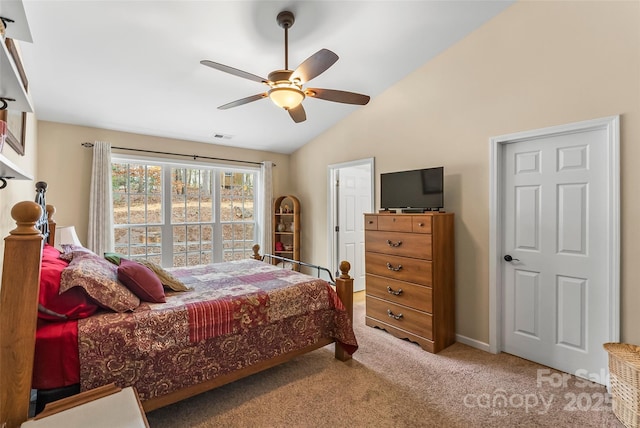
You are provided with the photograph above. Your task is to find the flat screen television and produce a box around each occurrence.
[380,167,444,211]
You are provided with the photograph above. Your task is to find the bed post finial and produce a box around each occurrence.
[46,204,55,220]
[339,261,351,279]
[10,201,44,236]
[46,205,57,246]
[251,244,261,260]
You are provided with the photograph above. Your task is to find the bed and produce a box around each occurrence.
[0,183,357,428]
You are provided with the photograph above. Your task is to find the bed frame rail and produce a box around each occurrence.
[261,253,337,284]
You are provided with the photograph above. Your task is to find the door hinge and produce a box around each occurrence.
[335,226,339,232]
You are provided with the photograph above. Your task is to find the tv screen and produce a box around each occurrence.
[380,167,444,211]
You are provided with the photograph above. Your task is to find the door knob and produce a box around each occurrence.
[504,255,520,262]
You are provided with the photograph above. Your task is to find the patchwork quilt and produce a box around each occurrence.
[78,259,358,401]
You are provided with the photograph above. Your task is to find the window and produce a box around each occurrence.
[112,158,258,267]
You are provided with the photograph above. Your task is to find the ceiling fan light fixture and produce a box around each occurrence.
[201,10,369,122]
[268,85,305,110]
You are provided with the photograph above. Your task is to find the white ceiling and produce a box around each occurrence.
[18,1,513,154]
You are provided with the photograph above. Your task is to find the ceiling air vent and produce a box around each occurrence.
[212,132,233,140]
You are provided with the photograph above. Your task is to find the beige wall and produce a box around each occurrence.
[290,1,640,345]
[35,121,291,246]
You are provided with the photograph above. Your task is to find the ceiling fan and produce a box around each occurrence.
[200,10,370,123]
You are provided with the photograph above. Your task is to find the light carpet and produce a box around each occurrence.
[146,300,623,427]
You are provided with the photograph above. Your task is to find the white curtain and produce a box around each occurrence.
[87,141,114,255]
[259,161,274,256]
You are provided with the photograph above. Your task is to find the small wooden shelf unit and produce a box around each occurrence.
[364,212,455,353]
[273,195,300,264]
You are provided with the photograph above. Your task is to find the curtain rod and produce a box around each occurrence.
[80,142,274,167]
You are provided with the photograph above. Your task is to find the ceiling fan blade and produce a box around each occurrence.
[290,49,339,84]
[218,93,268,110]
[288,104,307,123]
[200,60,267,84]
[306,88,370,105]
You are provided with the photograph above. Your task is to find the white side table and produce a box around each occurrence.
[21,384,149,428]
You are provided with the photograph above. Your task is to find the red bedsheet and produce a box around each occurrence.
[33,259,357,400]
[33,319,80,389]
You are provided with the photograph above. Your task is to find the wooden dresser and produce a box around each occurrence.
[364,212,455,353]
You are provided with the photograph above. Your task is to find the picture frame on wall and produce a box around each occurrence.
[0,110,26,155]
[1,38,28,155]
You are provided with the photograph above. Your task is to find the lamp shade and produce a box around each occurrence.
[54,226,83,250]
[268,86,305,110]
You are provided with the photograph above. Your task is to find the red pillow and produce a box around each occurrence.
[117,259,166,303]
[39,244,99,321]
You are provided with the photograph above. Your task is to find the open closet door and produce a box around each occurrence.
[328,158,374,293]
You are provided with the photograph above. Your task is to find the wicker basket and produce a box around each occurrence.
[604,343,640,428]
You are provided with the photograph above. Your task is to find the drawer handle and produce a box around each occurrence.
[368,220,374,224]
[387,286,403,296]
[386,262,403,272]
[418,222,424,227]
[386,239,402,247]
[387,309,403,320]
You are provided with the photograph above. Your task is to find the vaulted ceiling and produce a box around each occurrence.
[19,1,513,154]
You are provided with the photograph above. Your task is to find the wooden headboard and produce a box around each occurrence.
[0,183,56,428]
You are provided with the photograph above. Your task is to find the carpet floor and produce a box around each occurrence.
[146,299,623,427]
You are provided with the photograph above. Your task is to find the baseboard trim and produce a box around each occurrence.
[456,334,492,353]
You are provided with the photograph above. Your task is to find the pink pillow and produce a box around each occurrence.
[117,259,166,303]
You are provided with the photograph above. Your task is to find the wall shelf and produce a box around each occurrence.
[0,152,32,188]
[0,0,33,113]
[0,0,32,42]
[0,37,32,112]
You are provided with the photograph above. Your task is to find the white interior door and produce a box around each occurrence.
[328,159,374,293]
[496,117,619,383]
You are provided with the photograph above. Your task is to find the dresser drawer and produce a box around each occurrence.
[366,274,432,313]
[366,296,433,340]
[365,231,432,260]
[364,215,378,230]
[412,216,432,234]
[365,252,432,286]
[377,215,413,232]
